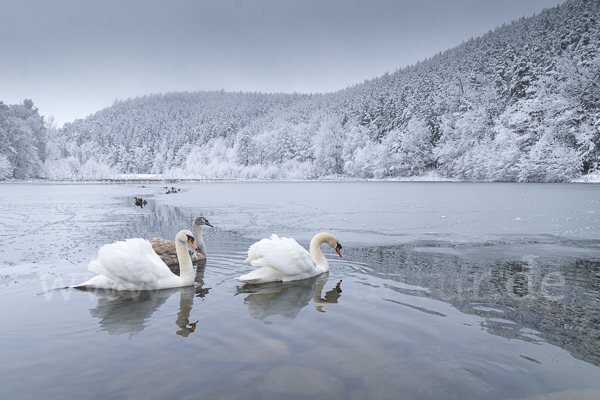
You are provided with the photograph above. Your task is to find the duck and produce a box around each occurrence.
[134,197,143,207]
[236,232,342,284]
[74,230,197,290]
[151,217,213,266]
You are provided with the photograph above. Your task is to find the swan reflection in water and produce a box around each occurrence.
[76,260,209,338]
[236,273,342,322]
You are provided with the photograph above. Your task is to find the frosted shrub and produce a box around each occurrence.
[215,161,243,179]
[344,141,381,178]
[279,159,314,179]
[43,158,77,180]
[238,164,262,179]
[518,140,582,182]
[79,159,118,180]
[196,161,239,179]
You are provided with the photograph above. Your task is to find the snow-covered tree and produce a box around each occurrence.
[313,116,344,176]
[4,0,600,182]
[0,153,11,180]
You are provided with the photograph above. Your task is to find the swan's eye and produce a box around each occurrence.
[186,235,194,243]
[336,242,342,250]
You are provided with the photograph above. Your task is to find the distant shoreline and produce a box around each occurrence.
[2,174,599,184]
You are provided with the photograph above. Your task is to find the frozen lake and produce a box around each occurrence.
[1,181,599,399]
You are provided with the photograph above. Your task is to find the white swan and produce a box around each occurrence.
[151,217,213,265]
[74,230,197,290]
[236,232,342,284]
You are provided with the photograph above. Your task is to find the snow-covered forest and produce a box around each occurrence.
[2,0,599,182]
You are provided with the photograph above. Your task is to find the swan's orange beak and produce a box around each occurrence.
[335,243,342,258]
[187,235,197,250]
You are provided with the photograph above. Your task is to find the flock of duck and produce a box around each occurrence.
[74,215,343,290]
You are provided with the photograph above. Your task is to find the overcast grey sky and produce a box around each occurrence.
[2,0,565,126]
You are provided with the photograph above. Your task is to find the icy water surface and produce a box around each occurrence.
[1,181,600,399]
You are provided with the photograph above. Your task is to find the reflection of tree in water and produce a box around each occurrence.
[345,245,600,366]
[236,274,342,322]
[109,196,209,245]
[79,262,209,337]
[101,196,252,258]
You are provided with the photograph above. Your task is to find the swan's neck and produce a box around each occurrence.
[309,233,330,272]
[176,238,195,285]
[193,225,207,257]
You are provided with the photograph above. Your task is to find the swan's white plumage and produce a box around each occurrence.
[246,235,315,275]
[236,233,342,284]
[75,230,196,290]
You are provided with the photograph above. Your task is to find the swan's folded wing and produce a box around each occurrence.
[248,235,315,276]
[152,237,197,263]
[88,238,176,287]
[244,234,278,264]
[151,237,176,257]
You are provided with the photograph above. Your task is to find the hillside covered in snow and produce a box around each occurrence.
[2,0,599,181]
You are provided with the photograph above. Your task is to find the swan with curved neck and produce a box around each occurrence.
[151,217,213,265]
[235,232,343,284]
[75,230,197,290]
